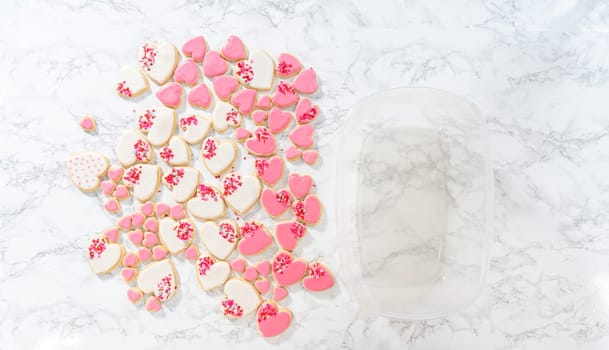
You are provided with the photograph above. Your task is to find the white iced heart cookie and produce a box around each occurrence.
[137,259,178,301]
[162,167,199,202]
[136,107,176,147]
[116,66,149,98]
[87,235,124,274]
[222,278,261,318]
[211,101,241,132]
[67,152,109,192]
[196,255,231,291]
[160,136,191,166]
[158,217,195,254]
[201,137,237,176]
[187,183,226,220]
[179,114,211,145]
[199,220,239,260]
[122,164,160,202]
[115,130,153,167]
[138,42,179,85]
[235,49,275,91]
[221,172,261,215]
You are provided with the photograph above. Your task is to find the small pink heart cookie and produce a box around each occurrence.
[245,127,277,156]
[140,201,155,216]
[183,244,199,260]
[272,285,288,302]
[291,194,322,225]
[244,266,259,281]
[230,258,247,273]
[255,278,271,294]
[252,110,267,125]
[254,156,283,187]
[188,83,212,109]
[271,251,307,286]
[276,53,302,78]
[292,68,318,94]
[79,115,96,132]
[256,260,271,276]
[256,301,292,338]
[288,173,313,199]
[235,128,251,142]
[101,180,116,196]
[127,287,144,303]
[108,166,124,183]
[103,227,120,243]
[104,197,121,213]
[203,51,228,77]
[145,296,162,312]
[173,59,200,86]
[267,107,292,134]
[220,35,247,61]
[272,81,299,108]
[213,75,239,101]
[302,261,334,291]
[295,98,320,124]
[275,221,306,251]
[256,95,272,110]
[156,82,183,108]
[182,36,207,62]
[285,146,302,161]
[302,150,318,165]
[289,124,314,149]
[260,188,292,218]
[113,184,130,200]
[121,267,138,282]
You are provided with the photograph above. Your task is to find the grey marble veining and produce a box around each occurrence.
[2,0,609,349]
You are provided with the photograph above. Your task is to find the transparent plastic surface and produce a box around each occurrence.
[337,88,493,320]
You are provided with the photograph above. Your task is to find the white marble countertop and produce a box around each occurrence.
[2,0,609,349]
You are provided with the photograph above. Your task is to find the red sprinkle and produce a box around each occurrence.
[163,168,184,188]
[236,61,254,83]
[138,109,156,131]
[179,115,198,129]
[197,256,215,276]
[222,298,243,318]
[124,166,142,186]
[139,44,158,71]
[116,81,132,97]
[88,238,106,259]
[222,173,243,196]
[273,252,292,274]
[257,303,278,322]
[156,273,175,301]
[202,138,217,160]
[219,222,238,243]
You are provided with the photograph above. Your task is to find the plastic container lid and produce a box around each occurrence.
[337,87,493,320]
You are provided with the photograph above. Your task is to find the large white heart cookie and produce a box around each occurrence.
[116,66,149,98]
[235,49,275,91]
[138,42,179,85]
[115,130,153,167]
[179,114,211,145]
[201,137,237,176]
[221,172,261,215]
[211,101,241,133]
[158,217,195,254]
[87,235,124,274]
[186,183,226,220]
[137,259,178,301]
[67,152,109,192]
[122,164,160,202]
[136,107,176,147]
[160,136,191,166]
[196,255,231,291]
[162,167,199,202]
[222,278,261,318]
[199,220,239,260]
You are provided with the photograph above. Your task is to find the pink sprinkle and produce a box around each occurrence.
[222,298,243,317]
[197,256,215,276]
[218,222,238,243]
[257,303,278,322]
[273,252,292,274]
[174,221,193,241]
[164,168,184,188]
[88,238,106,259]
[202,138,217,160]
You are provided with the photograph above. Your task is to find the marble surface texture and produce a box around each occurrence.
[2,0,609,349]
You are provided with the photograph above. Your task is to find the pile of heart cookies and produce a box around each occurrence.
[68,35,332,338]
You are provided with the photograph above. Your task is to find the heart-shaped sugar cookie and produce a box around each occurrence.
[201,137,237,176]
[181,36,207,62]
[292,68,318,94]
[196,255,231,291]
[235,49,275,90]
[199,220,239,260]
[213,75,239,101]
[276,53,302,78]
[289,124,314,149]
[67,152,109,192]
[271,251,307,286]
[245,127,277,156]
[115,130,152,167]
[221,173,261,215]
[212,101,242,133]
[87,236,124,274]
[267,107,293,134]
[116,66,149,98]
[291,194,322,225]
[122,164,161,202]
[138,42,179,85]
[302,261,334,291]
[288,173,313,199]
[272,81,299,108]
[162,167,199,202]
[158,217,195,254]
[203,51,228,77]
[222,278,262,318]
[256,302,292,338]
[159,136,191,166]
[136,107,176,147]
[231,89,257,115]
[260,188,292,218]
[295,98,319,124]
[156,82,183,109]
[237,221,273,256]
[221,35,247,61]
[187,183,226,220]
[275,221,306,251]
[187,83,212,109]
[137,259,178,301]
[254,156,283,187]
[173,59,199,86]
[179,114,211,144]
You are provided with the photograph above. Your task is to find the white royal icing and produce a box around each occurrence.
[211,101,241,133]
[180,114,211,144]
[161,136,191,166]
[123,164,160,202]
[196,256,231,291]
[201,137,237,176]
[199,220,239,260]
[236,49,275,91]
[224,278,261,316]
[222,173,261,215]
[116,66,149,98]
[87,236,124,274]
[136,107,176,147]
[115,130,152,167]
[137,259,178,301]
[186,183,226,220]
[163,166,199,202]
[138,42,179,85]
[158,217,195,254]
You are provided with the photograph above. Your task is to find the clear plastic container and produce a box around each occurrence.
[337,87,493,320]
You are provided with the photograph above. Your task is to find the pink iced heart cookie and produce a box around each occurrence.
[244,266,259,281]
[221,35,247,61]
[101,180,116,195]
[138,247,152,262]
[87,236,124,274]
[231,89,257,115]
[260,188,292,218]
[121,267,137,282]
[275,221,306,251]
[143,217,158,232]
[203,51,228,77]
[272,81,299,108]
[302,150,318,164]
[295,98,319,124]
[140,201,155,216]
[156,203,170,217]
[156,82,183,108]
[151,245,168,260]
[256,260,271,276]
[291,194,322,225]
[145,296,162,312]
[237,221,273,256]
[245,127,277,156]
[182,36,207,62]
[267,107,292,134]
[256,302,292,338]
[252,110,267,125]
[255,278,270,294]
[276,53,302,78]
[235,128,251,142]
[289,124,314,148]
[128,230,144,246]
[302,262,334,291]
[116,66,149,98]
[108,166,124,183]
[213,75,239,101]
[272,285,288,302]
[183,244,199,260]
[104,198,120,213]
[170,204,186,220]
[173,59,199,86]
[231,258,246,273]
[188,83,212,109]
[271,251,307,286]
[103,227,120,243]
[67,152,109,192]
[256,95,272,110]
[142,231,159,248]
[292,68,318,94]
[131,212,145,227]
[288,173,313,199]
[118,215,132,230]
[79,115,96,132]
[127,287,143,303]
[254,156,283,186]
[113,185,130,200]
[285,146,302,161]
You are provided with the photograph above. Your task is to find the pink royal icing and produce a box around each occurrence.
[267,107,292,134]
[272,251,307,286]
[108,166,124,182]
[113,185,130,200]
[289,124,314,149]
[285,146,302,160]
[140,201,155,216]
[143,231,159,247]
[272,285,288,301]
[276,53,302,78]
[156,203,171,217]
[245,127,276,156]
[235,127,251,142]
[203,51,228,77]
[213,75,239,100]
[188,83,212,109]
[302,262,334,291]
[257,302,292,338]
[288,174,313,199]
[184,245,199,260]
[221,35,247,61]
[127,288,143,303]
[231,89,257,115]
[302,150,318,164]
[295,98,320,124]
[152,245,168,260]
[103,227,120,243]
[131,212,146,227]
[256,260,271,276]
[182,36,207,62]
[138,247,152,261]
[173,59,200,86]
[104,198,120,213]
[252,110,267,125]
[244,266,259,281]
[145,296,162,312]
[254,156,283,186]
[230,258,247,273]
[121,268,137,281]
[237,221,273,255]
[128,230,144,245]
[80,116,96,131]
[101,180,116,195]
[156,83,183,108]
[292,68,318,94]
[272,81,299,108]
[275,221,306,251]
[256,95,272,110]
[255,278,271,294]
[291,195,322,225]
[260,188,292,217]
